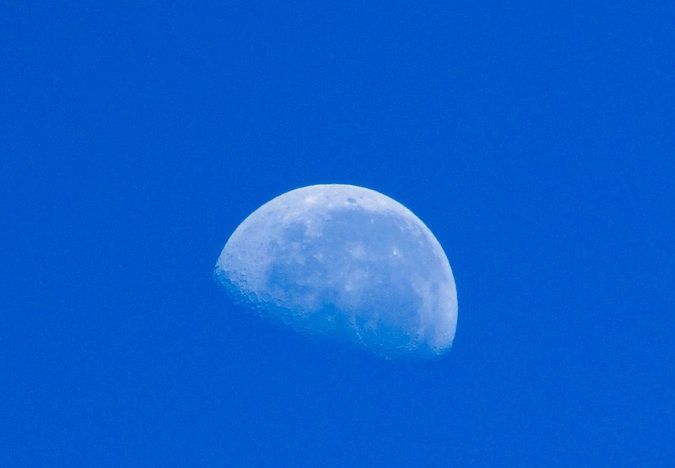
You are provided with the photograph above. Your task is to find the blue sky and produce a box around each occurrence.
[3,1,673,466]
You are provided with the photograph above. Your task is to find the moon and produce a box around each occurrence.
[214,184,457,358]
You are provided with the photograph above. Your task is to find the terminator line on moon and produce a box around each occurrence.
[214,184,457,358]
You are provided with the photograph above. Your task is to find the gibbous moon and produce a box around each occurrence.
[215,184,457,358]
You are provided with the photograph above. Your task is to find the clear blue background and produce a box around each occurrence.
[2,1,673,466]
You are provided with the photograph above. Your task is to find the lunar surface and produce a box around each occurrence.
[214,184,457,358]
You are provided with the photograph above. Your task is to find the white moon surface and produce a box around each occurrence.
[214,184,457,358]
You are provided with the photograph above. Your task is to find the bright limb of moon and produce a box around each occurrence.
[214,184,457,358]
